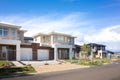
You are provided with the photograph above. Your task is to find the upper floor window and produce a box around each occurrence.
[57,36,64,42]
[35,38,37,41]
[102,47,105,50]
[17,31,20,40]
[0,28,2,36]
[3,28,8,36]
[53,35,57,42]
[0,27,8,37]
[12,29,16,38]
[70,38,74,44]
[42,36,50,43]
[65,37,68,43]
[68,38,70,43]
[43,36,46,42]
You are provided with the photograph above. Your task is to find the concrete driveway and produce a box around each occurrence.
[21,60,59,66]
[21,60,89,73]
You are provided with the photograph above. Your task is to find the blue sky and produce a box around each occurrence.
[0,0,120,52]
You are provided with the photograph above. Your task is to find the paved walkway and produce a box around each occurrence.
[21,60,59,66]
[11,61,24,67]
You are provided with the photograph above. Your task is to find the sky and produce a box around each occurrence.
[0,0,120,52]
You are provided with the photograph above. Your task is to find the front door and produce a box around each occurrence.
[58,49,69,59]
[8,46,16,60]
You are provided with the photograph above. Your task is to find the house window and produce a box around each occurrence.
[68,38,70,43]
[3,28,8,36]
[70,38,74,44]
[43,36,46,42]
[17,31,21,40]
[2,46,7,58]
[0,28,2,36]
[12,29,16,38]
[35,38,37,41]
[57,36,64,42]
[65,37,68,43]
[0,27,8,36]
[42,36,50,43]
[53,35,57,42]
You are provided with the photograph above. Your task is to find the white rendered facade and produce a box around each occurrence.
[33,32,76,61]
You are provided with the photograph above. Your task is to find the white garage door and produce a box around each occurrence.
[37,49,49,60]
[20,48,32,61]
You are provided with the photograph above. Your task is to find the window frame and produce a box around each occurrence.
[17,31,21,40]
[0,27,8,37]
[11,28,16,38]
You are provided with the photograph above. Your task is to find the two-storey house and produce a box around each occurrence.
[87,43,106,58]
[33,32,76,60]
[0,23,26,60]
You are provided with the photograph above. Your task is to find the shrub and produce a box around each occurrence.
[79,60,91,65]
[79,60,103,66]
[0,67,22,76]
[0,65,36,76]
[92,60,103,65]
[101,58,111,63]
[23,65,36,73]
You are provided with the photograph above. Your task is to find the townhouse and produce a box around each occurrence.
[33,32,75,60]
[0,23,26,61]
[0,23,75,61]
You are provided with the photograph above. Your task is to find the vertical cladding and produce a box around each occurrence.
[32,43,39,60]
[8,45,16,60]
[49,48,54,60]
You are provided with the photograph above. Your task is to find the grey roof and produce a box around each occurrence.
[87,43,106,47]
[106,50,114,54]
[24,37,33,40]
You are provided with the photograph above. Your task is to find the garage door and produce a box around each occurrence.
[37,49,49,60]
[20,48,32,61]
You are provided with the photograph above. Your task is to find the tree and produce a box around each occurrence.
[80,43,91,60]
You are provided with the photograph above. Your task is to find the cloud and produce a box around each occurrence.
[110,25,120,34]
[0,13,90,36]
[84,25,120,51]
[84,25,120,42]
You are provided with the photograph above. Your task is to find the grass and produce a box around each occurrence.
[64,58,111,66]
[22,65,36,73]
[93,58,111,64]
[0,65,36,76]
[0,61,11,67]
[0,61,36,76]
[0,67,23,76]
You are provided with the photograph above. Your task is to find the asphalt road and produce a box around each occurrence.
[1,60,120,80]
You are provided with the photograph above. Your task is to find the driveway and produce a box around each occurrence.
[1,60,120,80]
[21,60,89,73]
